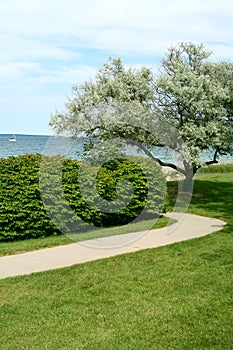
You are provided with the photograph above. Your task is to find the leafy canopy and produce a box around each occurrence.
[155,42,233,171]
[50,43,233,179]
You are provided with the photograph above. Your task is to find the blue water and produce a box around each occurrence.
[0,134,173,162]
[0,134,80,159]
[0,134,232,164]
[0,134,51,159]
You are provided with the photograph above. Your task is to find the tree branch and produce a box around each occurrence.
[129,141,187,175]
[205,148,219,166]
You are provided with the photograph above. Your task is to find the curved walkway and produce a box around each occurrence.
[0,213,226,279]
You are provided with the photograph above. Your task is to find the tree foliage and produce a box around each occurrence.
[50,43,233,188]
[155,43,233,175]
[50,58,154,137]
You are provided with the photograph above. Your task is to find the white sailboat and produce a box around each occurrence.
[9,134,16,142]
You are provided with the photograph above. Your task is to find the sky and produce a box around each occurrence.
[0,0,233,135]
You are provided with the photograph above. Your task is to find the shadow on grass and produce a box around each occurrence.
[167,175,233,223]
[191,179,233,218]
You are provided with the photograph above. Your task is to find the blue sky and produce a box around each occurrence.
[1,0,233,135]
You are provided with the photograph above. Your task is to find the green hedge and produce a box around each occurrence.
[0,154,166,241]
[198,163,233,173]
[0,154,56,241]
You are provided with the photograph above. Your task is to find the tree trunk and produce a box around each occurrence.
[182,173,194,192]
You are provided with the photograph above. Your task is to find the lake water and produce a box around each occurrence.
[0,134,80,159]
[0,134,232,165]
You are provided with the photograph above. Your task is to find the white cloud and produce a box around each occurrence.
[34,65,98,85]
[0,32,78,61]
[0,62,41,85]
[0,0,233,59]
[0,0,233,134]
[0,62,97,90]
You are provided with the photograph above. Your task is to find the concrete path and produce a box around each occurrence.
[0,213,226,279]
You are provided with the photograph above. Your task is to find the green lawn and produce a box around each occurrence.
[0,167,232,349]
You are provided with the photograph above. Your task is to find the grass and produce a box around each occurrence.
[0,216,173,257]
[0,165,232,349]
[0,234,72,257]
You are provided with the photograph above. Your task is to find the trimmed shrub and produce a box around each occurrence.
[0,154,58,241]
[198,163,233,174]
[62,157,166,228]
[0,154,166,241]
